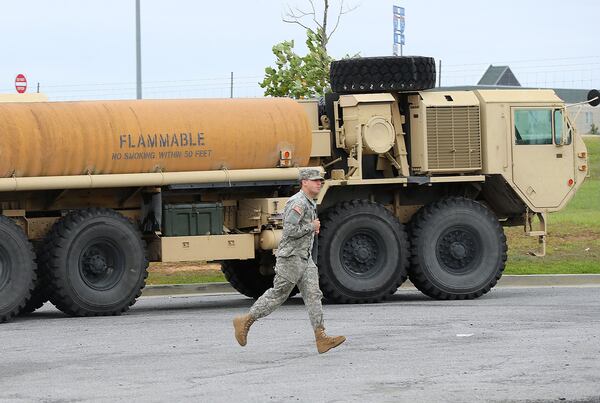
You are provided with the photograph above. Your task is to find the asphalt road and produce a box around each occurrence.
[1,287,599,403]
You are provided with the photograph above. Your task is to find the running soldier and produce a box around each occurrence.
[233,168,346,354]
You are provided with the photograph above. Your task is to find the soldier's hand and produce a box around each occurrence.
[312,219,321,234]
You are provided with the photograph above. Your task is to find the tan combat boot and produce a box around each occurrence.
[314,326,346,354]
[233,314,255,346]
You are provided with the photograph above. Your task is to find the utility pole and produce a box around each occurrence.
[230,72,234,98]
[136,0,142,99]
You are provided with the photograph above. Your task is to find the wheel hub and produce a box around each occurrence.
[437,228,479,272]
[341,233,380,276]
[450,242,467,259]
[83,253,109,275]
[355,247,371,263]
[79,242,123,291]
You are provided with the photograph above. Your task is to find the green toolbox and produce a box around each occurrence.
[162,203,223,236]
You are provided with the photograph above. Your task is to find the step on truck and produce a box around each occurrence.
[1,56,597,323]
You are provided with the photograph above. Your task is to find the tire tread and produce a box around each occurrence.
[330,56,436,94]
[0,216,37,323]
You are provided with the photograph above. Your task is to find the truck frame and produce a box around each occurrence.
[0,56,596,323]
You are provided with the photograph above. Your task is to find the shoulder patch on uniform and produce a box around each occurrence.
[292,205,303,215]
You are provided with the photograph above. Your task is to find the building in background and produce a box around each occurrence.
[477,66,521,87]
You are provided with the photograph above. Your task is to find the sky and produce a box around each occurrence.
[1,0,599,100]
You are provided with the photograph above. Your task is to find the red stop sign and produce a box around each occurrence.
[15,74,27,93]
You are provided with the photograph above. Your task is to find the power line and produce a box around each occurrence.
[3,56,598,100]
[442,55,600,68]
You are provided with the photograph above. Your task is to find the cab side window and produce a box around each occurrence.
[514,109,553,145]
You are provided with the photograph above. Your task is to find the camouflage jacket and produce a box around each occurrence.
[276,190,317,260]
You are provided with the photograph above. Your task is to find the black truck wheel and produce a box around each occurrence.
[222,258,275,299]
[41,208,148,316]
[318,200,409,303]
[0,216,37,323]
[18,268,50,315]
[409,197,507,300]
[18,242,51,315]
[222,254,298,299]
[330,56,436,94]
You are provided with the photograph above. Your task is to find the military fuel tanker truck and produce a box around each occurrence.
[1,56,597,323]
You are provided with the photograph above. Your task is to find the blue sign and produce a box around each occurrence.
[394,32,405,46]
[393,5,405,47]
[394,17,405,33]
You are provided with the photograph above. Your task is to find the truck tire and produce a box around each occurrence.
[41,208,148,316]
[317,200,409,303]
[18,269,50,315]
[409,197,507,300]
[221,258,276,299]
[0,216,37,323]
[330,56,436,94]
[19,242,51,315]
[222,256,299,299]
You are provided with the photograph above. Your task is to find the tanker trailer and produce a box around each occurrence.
[0,96,326,323]
[0,56,595,325]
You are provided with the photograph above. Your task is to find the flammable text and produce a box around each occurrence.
[119,132,206,149]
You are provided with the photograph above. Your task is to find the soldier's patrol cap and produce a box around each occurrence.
[299,168,324,181]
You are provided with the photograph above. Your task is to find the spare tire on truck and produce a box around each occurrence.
[330,56,436,94]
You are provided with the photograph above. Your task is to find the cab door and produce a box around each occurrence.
[511,107,575,209]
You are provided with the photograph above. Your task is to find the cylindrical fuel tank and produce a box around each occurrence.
[0,98,311,178]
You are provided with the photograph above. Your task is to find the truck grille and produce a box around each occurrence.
[426,106,482,172]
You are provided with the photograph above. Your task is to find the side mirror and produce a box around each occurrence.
[588,89,600,107]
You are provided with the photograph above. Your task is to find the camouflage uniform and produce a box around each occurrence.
[249,169,324,330]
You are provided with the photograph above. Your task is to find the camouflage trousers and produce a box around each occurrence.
[249,256,324,330]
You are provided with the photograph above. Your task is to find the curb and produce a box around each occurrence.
[142,274,600,297]
[496,274,600,287]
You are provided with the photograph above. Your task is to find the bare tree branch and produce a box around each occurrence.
[283,1,324,33]
[327,0,359,41]
[283,4,315,32]
[282,18,314,33]
[283,0,359,51]
[283,5,313,19]
[308,0,320,28]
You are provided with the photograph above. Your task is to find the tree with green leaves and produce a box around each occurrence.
[260,0,357,99]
